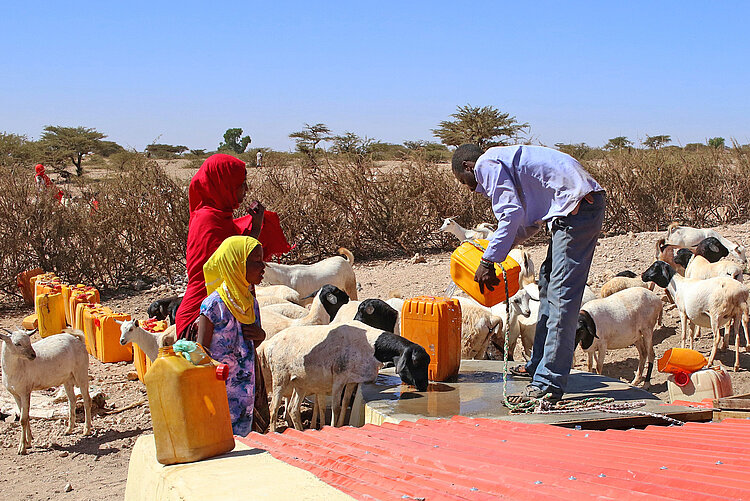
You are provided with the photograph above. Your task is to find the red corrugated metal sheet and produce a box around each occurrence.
[239,418,750,500]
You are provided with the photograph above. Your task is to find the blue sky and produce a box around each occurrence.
[3,1,749,151]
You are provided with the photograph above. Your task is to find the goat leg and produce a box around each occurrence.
[63,381,77,434]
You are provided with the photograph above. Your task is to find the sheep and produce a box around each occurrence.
[261,301,309,319]
[262,248,357,301]
[453,297,503,359]
[490,284,540,361]
[574,288,663,387]
[0,328,92,455]
[438,218,494,242]
[333,299,400,334]
[676,249,744,283]
[508,247,536,286]
[642,261,750,370]
[147,295,183,325]
[255,285,303,306]
[600,273,650,298]
[260,284,350,339]
[664,223,746,263]
[118,320,176,361]
[258,321,429,431]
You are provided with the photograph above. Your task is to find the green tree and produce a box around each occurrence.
[643,135,671,149]
[432,104,529,149]
[604,136,633,150]
[218,128,251,154]
[146,143,188,159]
[94,140,125,157]
[289,123,332,165]
[0,132,41,167]
[554,142,592,161]
[39,126,106,176]
[707,137,725,149]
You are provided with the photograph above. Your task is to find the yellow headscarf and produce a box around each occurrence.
[203,236,261,324]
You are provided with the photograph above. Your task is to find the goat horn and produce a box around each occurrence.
[1,328,13,334]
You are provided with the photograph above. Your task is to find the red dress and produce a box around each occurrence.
[174,154,290,337]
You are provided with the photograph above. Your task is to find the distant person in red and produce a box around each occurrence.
[175,153,291,340]
[34,163,64,202]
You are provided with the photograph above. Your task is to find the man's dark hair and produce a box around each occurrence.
[451,143,483,175]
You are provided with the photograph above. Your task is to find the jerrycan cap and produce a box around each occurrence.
[674,371,690,387]
[215,364,229,380]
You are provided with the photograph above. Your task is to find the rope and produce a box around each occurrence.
[496,264,683,426]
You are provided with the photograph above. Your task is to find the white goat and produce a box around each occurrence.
[665,223,746,263]
[642,261,749,370]
[262,248,358,300]
[259,321,429,431]
[491,284,539,361]
[117,320,176,361]
[260,284,350,339]
[438,218,494,242]
[508,247,536,287]
[0,328,92,454]
[575,288,663,387]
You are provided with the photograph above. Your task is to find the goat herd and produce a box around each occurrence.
[1,220,748,454]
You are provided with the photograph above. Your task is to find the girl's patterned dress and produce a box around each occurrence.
[200,290,255,436]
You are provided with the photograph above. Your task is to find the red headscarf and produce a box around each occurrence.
[175,154,291,336]
[34,164,53,188]
[35,164,45,176]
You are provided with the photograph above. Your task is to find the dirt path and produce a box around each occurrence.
[1,222,749,500]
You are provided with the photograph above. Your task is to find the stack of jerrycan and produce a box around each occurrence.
[134,318,169,382]
[70,286,100,329]
[34,276,66,338]
[450,239,521,306]
[80,304,113,356]
[16,268,44,306]
[659,348,733,403]
[95,311,133,363]
[145,344,234,465]
[401,296,462,382]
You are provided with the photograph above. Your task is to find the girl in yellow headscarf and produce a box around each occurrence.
[197,235,267,436]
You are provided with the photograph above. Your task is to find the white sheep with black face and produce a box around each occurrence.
[665,223,746,264]
[0,328,92,455]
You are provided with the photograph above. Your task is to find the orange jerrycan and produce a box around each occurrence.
[450,239,521,307]
[34,275,61,298]
[658,348,707,374]
[69,287,100,328]
[144,345,234,465]
[401,296,462,382]
[134,319,169,382]
[16,268,44,306]
[95,312,133,363]
[35,292,66,338]
[81,304,113,356]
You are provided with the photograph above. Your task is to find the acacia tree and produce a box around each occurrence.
[289,123,332,165]
[432,104,529,149]
[604,136,633,150]
[40,126,106,176]
[643,135,671,149]
[218,128,251,154]
[708,137,725,149]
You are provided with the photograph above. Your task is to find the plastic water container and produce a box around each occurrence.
[16,268,44,306]
[81,304,113,356]
[658,348,707,374]
[144,346,234,465]
[450,239,521,306]
[95,312,133,363]
[667,366,733,403]
[134,319,169,382]
[35,292,66,338]
[22,313,38,331]
[401,296,462,382]
[69,287,100,328]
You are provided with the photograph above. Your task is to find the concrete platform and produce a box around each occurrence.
[124,434,354,501]
[351,360,712,429]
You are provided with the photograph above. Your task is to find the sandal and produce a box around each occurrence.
[506,385,562,406]
[508,365,533,378]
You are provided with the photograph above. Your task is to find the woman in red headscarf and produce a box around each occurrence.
[174,153,290,433]
[34,164,65,202]
[175,153,290,339]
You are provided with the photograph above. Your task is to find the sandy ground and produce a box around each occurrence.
[1,222,749,500]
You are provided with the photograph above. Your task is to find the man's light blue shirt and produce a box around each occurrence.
[474,145,603,263]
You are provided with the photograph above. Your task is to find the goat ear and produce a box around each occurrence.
[326,293,338,305]
[134,319,139,327]
[365,304,375,315]
[115,319,123,325]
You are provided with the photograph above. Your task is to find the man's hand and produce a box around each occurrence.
[474,261,500,293]
[242,323,266,344]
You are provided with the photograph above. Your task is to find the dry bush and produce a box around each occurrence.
[585,147,750,233]
[0,154,188,298]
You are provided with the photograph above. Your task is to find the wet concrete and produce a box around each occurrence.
[353,360,712,429]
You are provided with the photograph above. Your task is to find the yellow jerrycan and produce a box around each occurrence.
[35,292,66,338]
[144,345,234,465]
[450,239,521,307]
